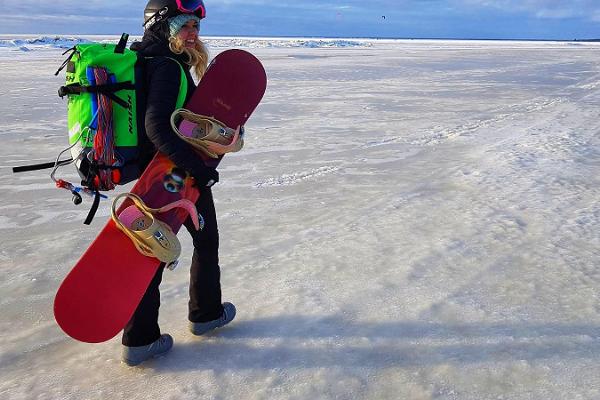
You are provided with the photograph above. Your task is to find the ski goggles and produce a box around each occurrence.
[144,0,206,29]
[176,0,206,19]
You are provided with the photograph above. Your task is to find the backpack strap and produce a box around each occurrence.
[12,158,73,173]
[145,56,189,109]
[84,191,101,225]
[171,58,189,109]
[58,82,135,109]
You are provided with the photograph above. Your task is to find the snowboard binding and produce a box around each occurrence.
[111,193,201,270]
[171,108,244,159]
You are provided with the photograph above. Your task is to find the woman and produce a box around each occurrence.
[122,0,236,367]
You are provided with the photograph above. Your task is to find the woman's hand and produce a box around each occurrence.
[192,167,219,188]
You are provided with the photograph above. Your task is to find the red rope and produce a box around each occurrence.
[92,67,117,190]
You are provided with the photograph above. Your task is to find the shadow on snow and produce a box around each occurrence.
[151,316,600,372]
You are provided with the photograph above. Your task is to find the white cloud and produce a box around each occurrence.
[456,0,600,21]
[4,0,599,23]
[1,0,599,36]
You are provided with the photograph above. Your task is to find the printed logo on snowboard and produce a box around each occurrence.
[214,97,232,111]
[163,168,187,193]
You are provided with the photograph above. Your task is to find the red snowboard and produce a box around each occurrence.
[54,49,267,343]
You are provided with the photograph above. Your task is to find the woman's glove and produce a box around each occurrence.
[192,167,219,188]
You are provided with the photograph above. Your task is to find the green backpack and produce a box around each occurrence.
[7,33,191,224]
[56,34,188,194]
[14,34,189,224]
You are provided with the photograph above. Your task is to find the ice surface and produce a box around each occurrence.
[1,37,600,399]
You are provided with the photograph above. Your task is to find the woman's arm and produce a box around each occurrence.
[144,58,218,186]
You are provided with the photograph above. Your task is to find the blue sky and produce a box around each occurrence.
[2,0,599,40]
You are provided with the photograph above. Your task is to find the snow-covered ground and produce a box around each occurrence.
[0,34,373,52]
[1,36,600,399]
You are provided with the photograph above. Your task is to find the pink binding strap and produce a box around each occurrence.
[157,199,200,231]
[119,199,200,231]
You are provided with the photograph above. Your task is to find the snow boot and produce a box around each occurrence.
[189,302,236,336]
[122,334,174,366]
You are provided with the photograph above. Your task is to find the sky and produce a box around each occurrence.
[1,0,599,40]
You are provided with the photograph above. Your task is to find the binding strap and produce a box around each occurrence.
[111,193,200,267]
[170,108,243,159]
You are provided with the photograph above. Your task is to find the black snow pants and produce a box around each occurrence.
[122,188,224,347]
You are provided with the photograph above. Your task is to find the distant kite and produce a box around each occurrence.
[382,15,386,20]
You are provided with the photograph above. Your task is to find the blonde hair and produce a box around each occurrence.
[168,36,209,80]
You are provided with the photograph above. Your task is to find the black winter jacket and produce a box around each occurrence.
[131,30,213,181]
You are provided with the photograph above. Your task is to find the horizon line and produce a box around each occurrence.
[1,32,599,43]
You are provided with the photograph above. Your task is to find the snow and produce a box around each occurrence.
[0,35,371,53]
[1,36,600,399]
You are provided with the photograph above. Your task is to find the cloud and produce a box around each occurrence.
[3,0,146,20]
[1,0,598,37]
[455,0,600,21]
[5,0,599,23]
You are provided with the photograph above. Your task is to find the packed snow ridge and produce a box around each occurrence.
[0,35,370,52]
[0,36,89,51]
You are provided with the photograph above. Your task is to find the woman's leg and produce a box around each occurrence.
[122,265,165,346]
[184,188,224,322]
